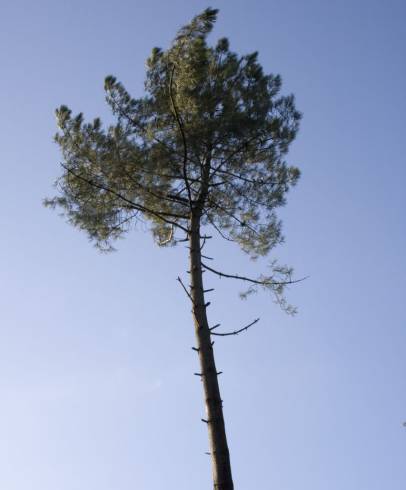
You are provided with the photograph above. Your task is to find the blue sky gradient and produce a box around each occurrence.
[0,1,405,489]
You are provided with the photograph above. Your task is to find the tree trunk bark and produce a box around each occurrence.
[189,211,234,490]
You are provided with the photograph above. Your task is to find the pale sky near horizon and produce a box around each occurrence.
[0,1,405,489]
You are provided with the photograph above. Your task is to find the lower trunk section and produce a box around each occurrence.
[189,214,234,490]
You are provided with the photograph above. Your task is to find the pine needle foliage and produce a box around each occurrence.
[45,9,301,311]
[46,8,300,261]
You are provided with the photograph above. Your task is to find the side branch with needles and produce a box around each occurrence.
[201,261,307,287]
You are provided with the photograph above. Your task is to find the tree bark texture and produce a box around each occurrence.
[189,211,234,490]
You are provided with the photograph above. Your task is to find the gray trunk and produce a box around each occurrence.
[189,211,234,490]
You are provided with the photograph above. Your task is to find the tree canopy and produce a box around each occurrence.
[46,7,301,306]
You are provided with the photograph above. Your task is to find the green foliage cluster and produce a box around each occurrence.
[46,8,301,310]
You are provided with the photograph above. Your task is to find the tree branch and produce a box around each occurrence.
[202,261,306,286]
[211,318,260,337]
[207,197,260,236]
[214,168,285,187]
[62,164,190,233]
[177,276,194,303]
[119,166,190,207]
[169,64,193,208]
[204,212,237,243]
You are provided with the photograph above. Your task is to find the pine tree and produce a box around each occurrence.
[45,8,301,490]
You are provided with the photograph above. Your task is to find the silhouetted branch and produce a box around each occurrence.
[177,276,194,303]
[204,212,237,242]
[207,197,260,236]
[211,318,260,337]
[202,261,307,286]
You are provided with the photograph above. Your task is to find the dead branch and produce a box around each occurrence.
[211,317,260,337]
[177,276,194,303]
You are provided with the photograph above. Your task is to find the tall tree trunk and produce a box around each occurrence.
[189,211,234,490]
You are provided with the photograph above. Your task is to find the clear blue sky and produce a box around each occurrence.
[0,1,405,489]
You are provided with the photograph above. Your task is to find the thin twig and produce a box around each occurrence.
[204,212,236,243]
